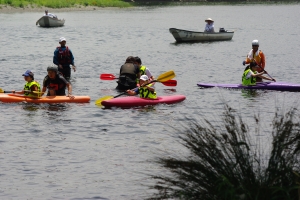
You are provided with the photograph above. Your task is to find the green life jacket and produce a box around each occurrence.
[242,69,256,86]
[138,84,157,99]
[24,81,41,97]
[137,66,146,83]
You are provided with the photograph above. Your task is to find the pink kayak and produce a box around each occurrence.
[102,95,186,108]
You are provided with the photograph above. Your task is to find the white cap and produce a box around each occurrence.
[140,75,149,81]
[252,39,259,46]
[59,37,66,42]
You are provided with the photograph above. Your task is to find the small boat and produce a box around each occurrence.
[197,82,300,92]
[102,95,186,108]
[36,16,65,27]
[0,94,90,103]
[169,28,234,42]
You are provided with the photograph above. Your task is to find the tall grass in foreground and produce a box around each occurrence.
[148,104,300,200]
[0,0,131,8]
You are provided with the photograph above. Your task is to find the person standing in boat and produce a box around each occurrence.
[134,56,154,83]
[14,70,41,97]
[116,56,140,90]
[44,10,57,19]
[53,37,76,81]
[242,61,275,86]
[242,39,265,82]
[204,18,215,33]
[41,66,74,98]
[127,75,157,99]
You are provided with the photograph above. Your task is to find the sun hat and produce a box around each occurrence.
[59,37,66,42]
[22,70,34,77]
[140,75,149,81]
[205,18,214,22]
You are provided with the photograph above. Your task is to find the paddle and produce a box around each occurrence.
[100,74,177,86]
[250,59,276,81]
[95,70,176,106]
[0,88,43,94]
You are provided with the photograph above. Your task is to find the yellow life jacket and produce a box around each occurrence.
[242,69,256,86]
[138,84,157,99]
[24,81,41,97]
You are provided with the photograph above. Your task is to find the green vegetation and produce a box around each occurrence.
[148,104,300,199]
[0,0,131,8]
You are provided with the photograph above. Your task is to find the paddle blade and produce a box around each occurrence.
[100,74,117,80]
[161,80,177,86]
[0,88,4,93]
[95,96,114,106]
[156,70,175,83]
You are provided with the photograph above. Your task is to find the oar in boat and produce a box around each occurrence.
[99,73,177,86]
[95,70,176,106]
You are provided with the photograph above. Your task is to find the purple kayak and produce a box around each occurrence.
[197,82,300,92]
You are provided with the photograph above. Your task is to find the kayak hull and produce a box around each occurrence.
[102,95,186,108]
[0,94,90,103]
[197,82,300,92]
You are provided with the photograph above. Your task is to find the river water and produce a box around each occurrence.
[0,4,300,199]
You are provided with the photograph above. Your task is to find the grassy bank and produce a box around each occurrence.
[0,0,131,8]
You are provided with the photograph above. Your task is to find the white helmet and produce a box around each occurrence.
[252,39,259,46]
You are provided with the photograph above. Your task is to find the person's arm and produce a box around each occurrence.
[259,51,265,68]
[127,88,138,96]
[69,49,76,72]
[66,83,75,99]
[53,48,59,65]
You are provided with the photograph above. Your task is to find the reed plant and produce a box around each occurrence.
[148,104,300,200]
[0,0,131,8]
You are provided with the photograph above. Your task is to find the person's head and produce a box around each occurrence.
[47,65,58,79]
[250,61,259,70]
[125,56,135,64]
[252,39,259,52]
[134,56,142,66]
[22,70,34,81]
[59,37,66,46]
[45,10,48,14]
[139,75,149,85]
[205,18,214,24]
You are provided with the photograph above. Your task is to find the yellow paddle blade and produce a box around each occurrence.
[95,96,114,106]
[156,70,175,83]
[0,88,4,93]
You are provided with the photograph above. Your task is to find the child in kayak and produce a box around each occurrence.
[14,70,41,97]
[127,75,157,99]
[242,61,276,86]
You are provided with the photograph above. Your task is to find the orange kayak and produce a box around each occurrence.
[0,94,90,103]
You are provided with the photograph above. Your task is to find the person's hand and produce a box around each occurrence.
[59,64,63,69]
[72,65,76,72]
[242,61,246,66]
[272,78,276,82]
[67,94,75,99]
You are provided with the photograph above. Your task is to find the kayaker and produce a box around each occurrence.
[242,39,265,82]
[44,10,57,19]
[53,37,76,81]
[242,61,276,86]
[116,56,140,91]
[204,18,214,33]
[127,75,157,99]
[41,66,74,98]
[134,56,154,83]
[14,70,41,97]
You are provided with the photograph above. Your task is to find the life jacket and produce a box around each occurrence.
[242,69,256,86]
[24,81,41,97]
[57,46,71,65]
[136,66,146,83]
[246,50,265,73]
[138,84,157,99]
[118,63,137,87]
[45,72,68,96]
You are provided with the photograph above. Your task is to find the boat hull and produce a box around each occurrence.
[0,94,90,103]
[36,16,65,27]
[197,82,300,92]
[102,95,186,108]
[169,28,234,42]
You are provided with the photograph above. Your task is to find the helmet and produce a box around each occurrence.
[252,39,259,46]
[47,65,58,72]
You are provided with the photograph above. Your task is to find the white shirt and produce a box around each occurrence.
[204,23,214,32]
[44,13,57,18]
[145,68,153,78]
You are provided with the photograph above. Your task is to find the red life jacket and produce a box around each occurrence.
[57,46,71,65]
